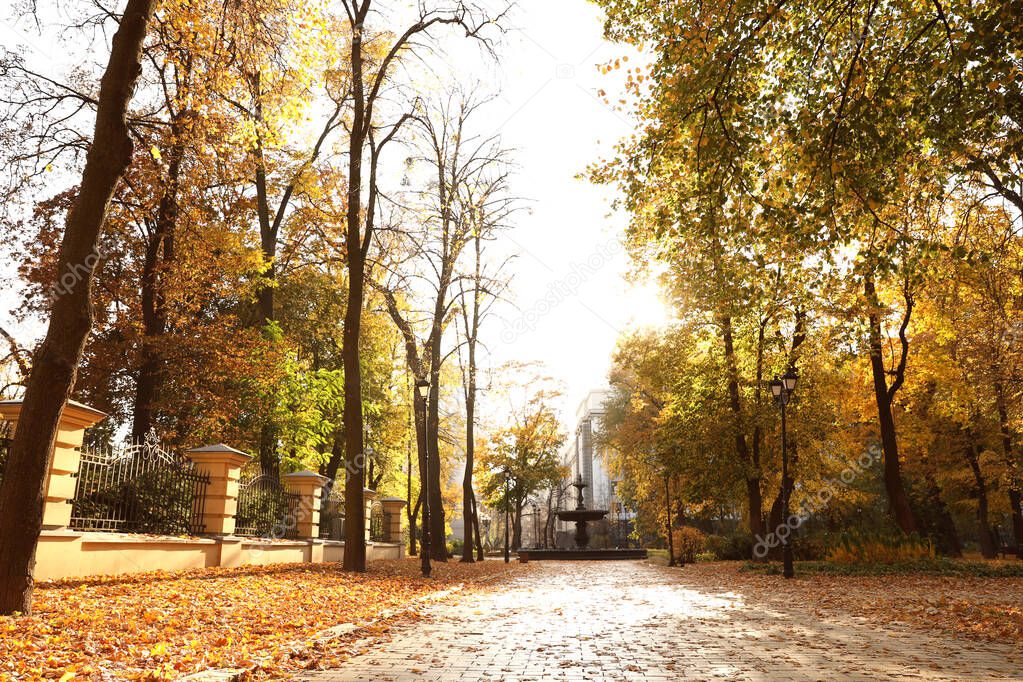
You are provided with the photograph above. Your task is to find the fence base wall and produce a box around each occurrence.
[35,530,404,581]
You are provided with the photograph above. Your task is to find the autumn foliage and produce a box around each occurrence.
[0,559,518,680]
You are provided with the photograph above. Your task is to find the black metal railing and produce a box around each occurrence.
[70,434,210,535]
[234,474,301,538]
[369,505,390,542]
[319,482,345,541]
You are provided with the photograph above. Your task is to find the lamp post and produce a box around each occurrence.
[415,378,431,578]
[769,369,798,579]
[664,473,676,567]
[503,470,511,563]
[531,502,540,549]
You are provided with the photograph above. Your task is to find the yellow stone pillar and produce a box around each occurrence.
[284,471,329,539]
[0,399,107,529]
[184,444,251,536]
[380,496,407,546]
[364,488,378,542]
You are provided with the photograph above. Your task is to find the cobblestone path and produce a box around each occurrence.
[298,561,1022,681]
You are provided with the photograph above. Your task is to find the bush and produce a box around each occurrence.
[672,526,706,563]
[705,531,753,560]
[793,535,828,561]
[826,529,935,564]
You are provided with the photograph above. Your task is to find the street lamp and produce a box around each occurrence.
[503,470,511,563]
[664,473,676,567]
[770,369,798,579]
[531,502,540,549]
[415,377,431,578]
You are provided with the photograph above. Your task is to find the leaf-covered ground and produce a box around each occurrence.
[679,561,1023,644]
[0,559,521,681]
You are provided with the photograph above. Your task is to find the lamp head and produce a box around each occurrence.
[415,377,430,400]
[769,378,783,398]
[782,369,798,393]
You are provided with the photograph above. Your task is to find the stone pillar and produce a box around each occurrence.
[0,399,107,529]
[284,471,328,539]
[184,444,251,536]
[380,497,407,545]
[364,488,378,542]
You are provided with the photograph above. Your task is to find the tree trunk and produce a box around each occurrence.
[426,358,447,561]
[921,454,962,556]
[864,276,917,535]
[461,355,476,562]
[407,492,421,557]
[341,15,369,572]
[470,490,484,560]
[994,379,1023,559]
[511,503,523,550]
[130,81,190,442]
[718,314,762,541]
[0,0,155,616]
[964,432,997,559]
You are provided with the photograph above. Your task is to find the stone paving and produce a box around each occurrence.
[297,561,1023,681]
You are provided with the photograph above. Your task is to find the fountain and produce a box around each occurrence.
[516,475,647,561]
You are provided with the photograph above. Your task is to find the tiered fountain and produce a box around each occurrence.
[516,476,647,561]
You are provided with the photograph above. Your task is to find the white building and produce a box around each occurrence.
[555,389,634,548]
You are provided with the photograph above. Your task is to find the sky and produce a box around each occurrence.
[430,0,670,426]
[0,0,673,431]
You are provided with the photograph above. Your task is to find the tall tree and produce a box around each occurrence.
[455,169,513,561]
[0,0,156,615]
[337,0,506,572]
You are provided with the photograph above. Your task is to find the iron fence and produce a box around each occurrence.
[70,433,210,535]
[319,482,345,541]
[369,505,390,542]
[234,474,301,538]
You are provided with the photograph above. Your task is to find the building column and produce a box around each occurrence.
[184,444,251,536]
[0,399,107,529]
[284,471,329,539]
[380,497,407,545]
[364,488,378,542]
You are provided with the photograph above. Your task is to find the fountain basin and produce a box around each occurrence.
[517,548,648,562]
[525,474,647,560]
[554,509,609,523]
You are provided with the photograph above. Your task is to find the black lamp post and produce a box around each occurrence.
[664,473,676,567]
[415,377,431,578]
[769,369,798,579]
[531,502,540,549]
[503,469,511,563]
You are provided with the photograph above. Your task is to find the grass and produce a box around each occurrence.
[741,557,1023,577]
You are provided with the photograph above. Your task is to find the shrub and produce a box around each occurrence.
[705,531,753,560]
[826,529,935,564]
[672,526,707,563]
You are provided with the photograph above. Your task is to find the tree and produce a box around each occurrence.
[0,0,157,616]
[374,88,511,560]
[455,175,513,561]
[479,386,566,550]
[336,0,507,572]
